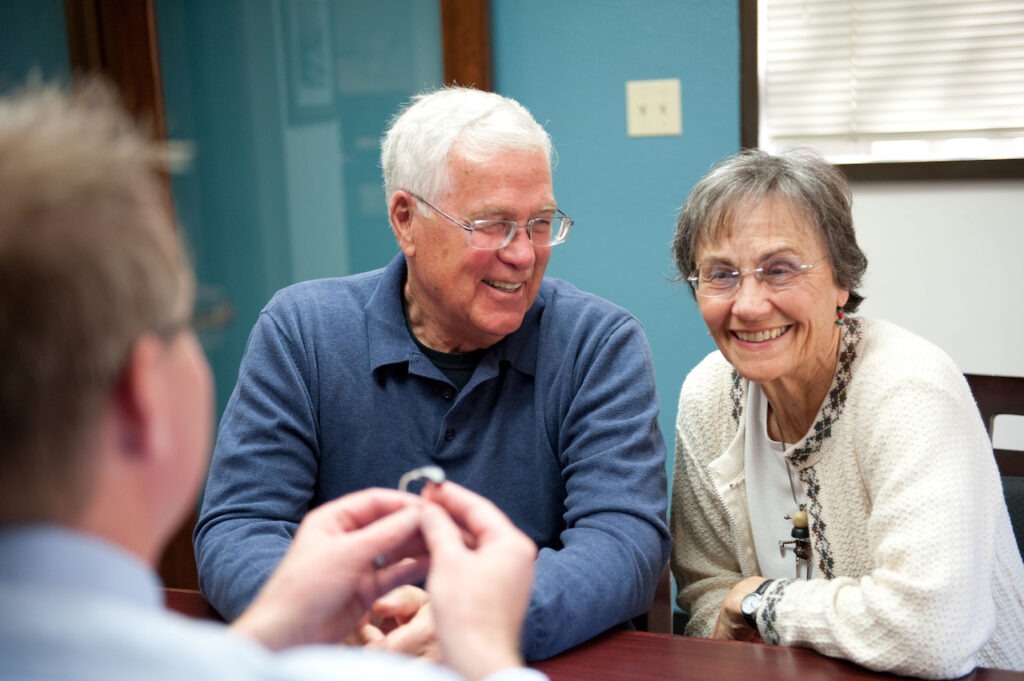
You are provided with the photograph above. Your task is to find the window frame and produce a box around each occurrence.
[739,0,1024,181]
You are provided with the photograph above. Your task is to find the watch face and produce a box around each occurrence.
[740,592,762,616]
[742,580,773,629]
[741,591,764,629]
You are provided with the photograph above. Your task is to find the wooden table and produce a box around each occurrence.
[532,630,1024,681]
[164,590,1021,680]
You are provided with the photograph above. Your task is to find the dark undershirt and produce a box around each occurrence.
[404,304,487,390]
[410,334,486,391]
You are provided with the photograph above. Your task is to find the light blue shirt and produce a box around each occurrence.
[0,526,545,681]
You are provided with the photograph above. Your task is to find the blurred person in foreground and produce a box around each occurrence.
[194,86,669,661]
[0,80,544,681]
[670,148,1024,678]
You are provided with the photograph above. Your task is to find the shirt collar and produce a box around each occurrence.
[366,253,541,379]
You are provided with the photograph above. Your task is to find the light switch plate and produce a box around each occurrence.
[626,79,682,137]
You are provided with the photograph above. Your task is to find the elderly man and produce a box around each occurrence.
[0,81,543,681]
[195,86,670,660]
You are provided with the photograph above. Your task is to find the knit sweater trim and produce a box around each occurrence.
[729,319,864,590]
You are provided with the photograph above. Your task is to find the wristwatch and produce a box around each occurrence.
[740,579,774,629]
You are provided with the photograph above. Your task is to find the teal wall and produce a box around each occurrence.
[0,0,739,462]
[491,1,737,461]
[0,1,68,93]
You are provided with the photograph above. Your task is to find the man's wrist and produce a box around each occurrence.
[451,647,525,681]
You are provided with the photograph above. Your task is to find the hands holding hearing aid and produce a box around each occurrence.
[231,474,538,681]
[355,465,445,660]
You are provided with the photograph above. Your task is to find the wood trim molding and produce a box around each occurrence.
[839,158,1024,183]
[63,0,103,72]
[63,0,167,139]
[440,0,493,91]
[739,0,758,150]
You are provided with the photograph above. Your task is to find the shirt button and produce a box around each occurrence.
[441,387,454,400]
[444,428,456,441]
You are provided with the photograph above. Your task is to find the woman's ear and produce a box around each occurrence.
[389,191,417,257]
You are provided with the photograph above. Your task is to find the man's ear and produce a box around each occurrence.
[113,334,165,461]
[389,191,416,257]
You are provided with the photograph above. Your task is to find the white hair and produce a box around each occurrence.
[380,86,553,209]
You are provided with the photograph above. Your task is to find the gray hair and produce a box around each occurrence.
[0,80,193,523]
[672,148,867,312]
[380,86,553,210]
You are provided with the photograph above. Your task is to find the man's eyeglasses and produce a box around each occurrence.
[409,193,574,250]
[687,257,821,298]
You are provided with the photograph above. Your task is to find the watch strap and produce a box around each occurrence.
[742,579,774,629]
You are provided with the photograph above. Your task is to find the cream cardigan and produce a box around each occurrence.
[671,317,1024,678]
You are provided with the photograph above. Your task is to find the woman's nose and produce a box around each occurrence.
[730,274,772,316]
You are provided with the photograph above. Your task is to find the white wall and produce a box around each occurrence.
[853,179,1024,448]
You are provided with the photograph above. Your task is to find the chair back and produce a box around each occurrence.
[632,564,674,633]
[963,373,1024,557]
[164,588,223,621]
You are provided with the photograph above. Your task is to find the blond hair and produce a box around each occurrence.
[0,80,193,523]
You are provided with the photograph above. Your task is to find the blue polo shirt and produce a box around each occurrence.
[195,253,669,660]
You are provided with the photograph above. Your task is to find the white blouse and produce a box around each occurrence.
[744,382,809,580]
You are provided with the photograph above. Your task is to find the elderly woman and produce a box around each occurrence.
[670,148,1024,678]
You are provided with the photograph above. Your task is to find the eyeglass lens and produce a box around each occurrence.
[467,217,570,249]
[692,256,815,296]
[412,193,572,250]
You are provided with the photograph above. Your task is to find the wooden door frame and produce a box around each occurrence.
[441,0,492,91]
[64,0,491,122]
[62,0,492,590]
[64,0,168,136]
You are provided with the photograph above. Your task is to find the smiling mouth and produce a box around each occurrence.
[734,326,790,342]
[484,280,523,292]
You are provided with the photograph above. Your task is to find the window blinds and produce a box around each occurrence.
[759,0,1024,163]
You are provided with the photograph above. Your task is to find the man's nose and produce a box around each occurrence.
[498,225,537,264]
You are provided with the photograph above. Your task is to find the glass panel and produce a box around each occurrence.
[0,1,69,93]
[156,0,442,415]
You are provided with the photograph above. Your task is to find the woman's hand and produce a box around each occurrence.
[710,576,769,641]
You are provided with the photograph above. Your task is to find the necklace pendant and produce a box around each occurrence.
[779,536,813,579]
[790,505,808,530]
[780,505,813,579]
[793,546,812,579]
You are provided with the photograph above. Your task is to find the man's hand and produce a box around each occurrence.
[420,481,538,681]
[710,576,767,641]
[231,488,429,650]
[359,585,440,659]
